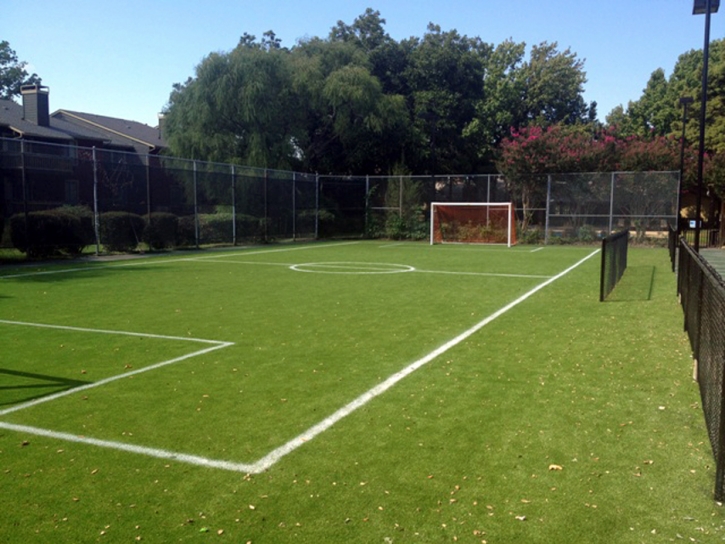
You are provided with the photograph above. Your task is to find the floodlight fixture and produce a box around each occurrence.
[693,0,719,15]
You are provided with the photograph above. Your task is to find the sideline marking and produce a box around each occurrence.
[0,242,359,279]
[0,249,599,473]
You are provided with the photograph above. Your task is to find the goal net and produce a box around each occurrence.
[430,202,517,247]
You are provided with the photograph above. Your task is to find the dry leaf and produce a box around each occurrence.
[548,464,563,471]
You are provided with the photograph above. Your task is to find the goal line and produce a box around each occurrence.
[430,202,517,247]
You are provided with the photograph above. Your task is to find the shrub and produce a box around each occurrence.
[519,227,543,245]
[201,213,234,244]
[99,212,144,252]
[176,215,197,247]
[10,207,94,257]
[577,224,598,243]
[144,212,178,250]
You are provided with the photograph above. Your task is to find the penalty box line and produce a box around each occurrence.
[0,320,233,417]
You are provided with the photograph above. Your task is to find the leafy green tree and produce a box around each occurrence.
[519,42,590,125]
[290,38,408,174]
[0,40,41,100]
[404,24,491,174]
[463,40,526,167]
[164,34,298,168]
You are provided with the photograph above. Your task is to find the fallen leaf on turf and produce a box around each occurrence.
[548,464,563,471]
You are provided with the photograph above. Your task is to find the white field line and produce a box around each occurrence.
[530,247,545,253]
[0,421,259,473]
[0,242,359,279]
[0,248,599,473]
[415,269,551,279]
[0,320,233,417]
[180,258,551,279]
[184,259,294,267]
[249,248,601,472]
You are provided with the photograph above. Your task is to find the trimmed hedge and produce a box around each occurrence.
[144,212,178,250]
[100,212,144,252]
[177,213,262,246]
[10,207,94,258]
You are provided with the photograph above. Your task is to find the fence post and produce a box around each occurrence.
[264,169,269,243]
[20,140,30,251]
[231,165,237,246]
[193,160,199,248]
[292,172,297,242]
[315,173,320,240]
[544,174,552,245]
[92,146,100,255]
[145,154,151,220]
[399,175,404,217]
[365,174,370,236]
[609,172,616,234]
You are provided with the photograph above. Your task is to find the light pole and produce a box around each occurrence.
[678,96,694,232]
[693,0,720,251]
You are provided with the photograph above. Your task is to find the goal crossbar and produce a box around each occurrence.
[430,202,516,247]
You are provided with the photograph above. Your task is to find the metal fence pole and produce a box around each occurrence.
[315,173,320,240]
[264,169,269,243]
[145,154,151,219]
[609,172,616,234]
[193,160,199,248]
[365,174,370,236]
[399,175,404,217]
[292,172,297,241]
[20,140,29,250]
[92,146,101,255]
[544,174,552,245]
[231,164,237,246]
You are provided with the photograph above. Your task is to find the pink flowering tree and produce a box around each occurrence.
[496,124,688,231]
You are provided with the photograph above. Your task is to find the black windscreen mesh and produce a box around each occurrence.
[678,239,725,500]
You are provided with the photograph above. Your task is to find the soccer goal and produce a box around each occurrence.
[430,202,517,247]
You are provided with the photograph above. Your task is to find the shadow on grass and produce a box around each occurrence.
[0,368,91,407]
[606,266,656,302]
[0,264,167,284]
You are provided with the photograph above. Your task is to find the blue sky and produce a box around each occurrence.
[5,0,724,127]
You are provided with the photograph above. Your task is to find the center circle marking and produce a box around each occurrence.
[289,262,415,275]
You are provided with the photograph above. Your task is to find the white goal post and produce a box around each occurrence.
[430,202,517,247]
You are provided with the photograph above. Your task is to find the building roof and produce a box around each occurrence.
[0,98,74,142]
[0,96,166,153]
[53,110,166,152]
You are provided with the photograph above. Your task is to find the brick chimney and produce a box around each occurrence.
[21,84,50,127]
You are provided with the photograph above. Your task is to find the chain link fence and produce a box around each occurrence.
[677,238,725,500]
[0,137,679,254]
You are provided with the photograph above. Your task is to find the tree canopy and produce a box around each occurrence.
[163,11,592,175]
[0,41,41,100]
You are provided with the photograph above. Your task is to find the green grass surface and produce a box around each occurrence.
[0,241,721,542]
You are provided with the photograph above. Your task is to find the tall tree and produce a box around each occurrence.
[404,24,491,173]
[463,39,527,167]
[164,34,297,168]
[291,38,407,174]
[519,42,589,125]
[0,41,41,100]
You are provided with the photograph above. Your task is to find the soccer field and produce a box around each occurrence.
[0,242,721,543]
